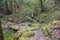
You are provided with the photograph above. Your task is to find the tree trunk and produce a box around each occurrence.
[0,20,4,40]
[40,0,44,12]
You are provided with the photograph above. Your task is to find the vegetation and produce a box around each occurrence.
[0,0,60,40]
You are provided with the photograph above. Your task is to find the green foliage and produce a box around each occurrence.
[19,37,25,40]
[4,34,14,40]
[0,0,59,40]
[0,0,2,4]
[45,0,50,3]
[41,20,57,37]
[18,30,34,40]
[10,29,34,40]
[42,23,51,35]
[22,30,34,37]
[3,28,14,40]
[21,0,41,17]
[25,16,32,20]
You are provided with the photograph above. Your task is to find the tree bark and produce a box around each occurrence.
[0,20,4,40]
[40,0,44,12]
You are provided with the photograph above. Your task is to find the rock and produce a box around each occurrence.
[33,30,44,40]
[51,29,60,39]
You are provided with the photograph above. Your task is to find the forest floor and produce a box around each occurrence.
[1,11,60,40]
[1,4,60,40]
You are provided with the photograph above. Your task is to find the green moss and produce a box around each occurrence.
[29,24,41,29]
[19,37,25,40]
